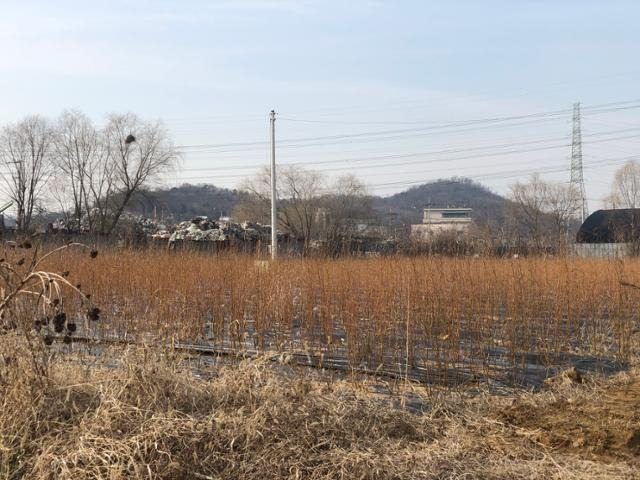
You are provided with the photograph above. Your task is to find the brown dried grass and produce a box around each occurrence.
[36,249,640,385]
[0,340,637,479]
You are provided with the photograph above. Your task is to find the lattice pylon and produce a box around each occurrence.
[570,102,588,223]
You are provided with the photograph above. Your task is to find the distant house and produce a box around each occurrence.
[410,207,472,240]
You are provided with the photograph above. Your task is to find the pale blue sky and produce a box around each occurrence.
[1,0,639,207]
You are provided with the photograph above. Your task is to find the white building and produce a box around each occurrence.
[411,207,472,240]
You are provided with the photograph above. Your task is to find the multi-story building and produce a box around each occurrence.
[410,207,472,240]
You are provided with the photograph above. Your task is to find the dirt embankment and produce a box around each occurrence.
[501,378,640,464]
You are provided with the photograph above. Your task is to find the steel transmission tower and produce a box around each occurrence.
[570,102,588,223]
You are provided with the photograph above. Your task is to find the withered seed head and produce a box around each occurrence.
[53,312,66,333]
[87,307,101,321]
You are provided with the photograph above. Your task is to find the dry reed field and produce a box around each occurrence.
[1,245,639,479]
[41,249,640,387]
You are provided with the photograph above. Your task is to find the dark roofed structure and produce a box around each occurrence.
[576,208,640,243]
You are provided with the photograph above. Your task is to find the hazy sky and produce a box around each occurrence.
[1,0,639,208]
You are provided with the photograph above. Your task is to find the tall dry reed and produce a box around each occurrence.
[42,249,640,386]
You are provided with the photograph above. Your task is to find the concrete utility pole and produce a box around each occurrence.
[269,110,277,260]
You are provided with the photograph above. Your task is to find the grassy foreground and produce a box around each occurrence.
[0,341,638,480]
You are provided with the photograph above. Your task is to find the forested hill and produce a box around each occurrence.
[374,178,508,228]
[121,184,244,222]
[122,179,508,227]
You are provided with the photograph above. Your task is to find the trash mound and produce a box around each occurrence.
[51,210,168,236]
[161,216,273,244]
[500,374,640,463]
[118,213,168,237]
[50,212,93,232]
[51,212,273,246]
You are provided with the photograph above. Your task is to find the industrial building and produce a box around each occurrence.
[576,208,640,243]
[572,208,640,258]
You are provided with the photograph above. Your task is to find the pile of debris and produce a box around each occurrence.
[119,213,169,237]
[157,216,274,246]
[50,215,90,233]
[51,212,279,249]
[51,211,169,237]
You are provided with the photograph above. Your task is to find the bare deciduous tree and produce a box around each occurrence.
[51,112,178,234]
[320,174,373,251]
[0,116,55,232]
[508,174,579,251]
[544,181,580,242]
[508,174,548,249]
[235,168,375,254]
[236,166,325,248]
[51,110,102,231]
[101,113,179,234]
[606,160,640,209]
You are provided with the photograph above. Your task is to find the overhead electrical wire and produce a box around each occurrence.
[361,154,640,192]
[2,98,638,199]
[278,99,640,126]
[165,154,640,193]
[166,133,640,184]
[167,127,640,176]
[172,101,640,155]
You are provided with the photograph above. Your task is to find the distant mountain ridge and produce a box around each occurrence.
[123,178,508,228]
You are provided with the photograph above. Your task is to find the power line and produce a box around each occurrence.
[175,116,568,155]
[278,99,640,126]
[166,154,638,194]
[176,112,570,149]
[166,132,640,183]
[166,127,640,176]
[362,154,640,192]
[171,101,640,154]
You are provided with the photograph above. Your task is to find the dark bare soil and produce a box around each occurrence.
[501,379,640,464]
